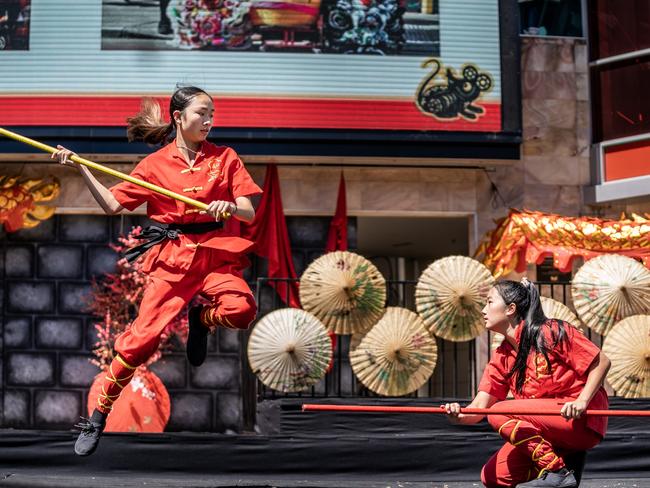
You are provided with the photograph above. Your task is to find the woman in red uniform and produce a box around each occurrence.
[53,85,262,456]
[444,279,610,488]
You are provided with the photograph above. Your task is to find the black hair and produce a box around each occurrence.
[493,280,566,393]
[126,85,212,145]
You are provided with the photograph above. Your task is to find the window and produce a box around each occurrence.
[591,57,650,142]
[588,0,650,60]
[589,1,650,143]
[519,0,584,37]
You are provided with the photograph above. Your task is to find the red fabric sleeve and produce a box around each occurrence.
[109,158,151,211]
[558,323,601,376]
[478,349,511,401]
[229,156,262,199]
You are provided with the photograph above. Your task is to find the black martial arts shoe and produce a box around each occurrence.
[74,409,106,457]
[187,306,209,367]
[517,468,578,488]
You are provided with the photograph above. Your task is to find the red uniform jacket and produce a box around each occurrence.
[479,319,608,437]
[110,141,262,282]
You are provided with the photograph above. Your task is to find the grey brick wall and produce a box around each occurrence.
[1,214,355,432]
[2,216,111,429]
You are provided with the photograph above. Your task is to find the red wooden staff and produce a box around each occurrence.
[302,404,650,417]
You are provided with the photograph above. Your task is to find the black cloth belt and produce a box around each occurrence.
[122,221,224,263]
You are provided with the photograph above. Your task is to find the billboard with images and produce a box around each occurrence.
[1,0,506,136]
[0,0,30,50]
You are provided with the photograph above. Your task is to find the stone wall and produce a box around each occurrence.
[475,36,591,239]
[2,215,114,429]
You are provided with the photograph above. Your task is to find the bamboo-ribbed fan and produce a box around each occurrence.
[300,251,386,335]
[416,256,495,342]
[571,255,650,336]
[602,315,650,398]
[350,307,438,396]
[247,308,333,393]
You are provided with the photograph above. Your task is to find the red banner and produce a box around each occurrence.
[0,96,501,132]
[241,164,300,307]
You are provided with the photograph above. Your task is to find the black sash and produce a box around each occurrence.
[122,221,224,263]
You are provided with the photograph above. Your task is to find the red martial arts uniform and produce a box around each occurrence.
[478,319,608,488]
[95,141,261,414]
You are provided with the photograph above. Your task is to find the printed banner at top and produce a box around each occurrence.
[0,0,502,132]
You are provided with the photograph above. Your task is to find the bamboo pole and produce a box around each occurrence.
[302,403,650,417]
[0,127,209,211]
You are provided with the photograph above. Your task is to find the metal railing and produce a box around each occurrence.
[248,277,477,402]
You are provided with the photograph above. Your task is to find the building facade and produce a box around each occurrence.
[1,0,645,431]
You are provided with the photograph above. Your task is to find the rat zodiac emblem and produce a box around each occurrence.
[416,59,493,121]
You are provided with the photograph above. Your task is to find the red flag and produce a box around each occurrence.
[324,173,348,367]
[241,164,300,307]
[325,173,348,252]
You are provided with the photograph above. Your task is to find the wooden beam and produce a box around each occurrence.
[0,153,515,168]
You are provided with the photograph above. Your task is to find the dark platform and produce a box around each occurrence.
[1,398,649,487]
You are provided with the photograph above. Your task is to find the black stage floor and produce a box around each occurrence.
[1,398,649,487]
[1,475,650,487]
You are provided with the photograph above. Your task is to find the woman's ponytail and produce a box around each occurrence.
[126,86,212,145]
[126,98,175,145]
[521,277,547,331]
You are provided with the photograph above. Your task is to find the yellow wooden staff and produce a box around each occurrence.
[0,127,228,216]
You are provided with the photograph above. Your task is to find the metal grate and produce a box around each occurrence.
[250,277,476,401]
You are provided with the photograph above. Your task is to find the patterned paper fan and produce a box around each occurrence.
[350,307,438,396]
[539,296,582,328]
[300,251,387,335]
[602,315,650,398]
[571,255,650,336]
[350,332,365,353]
[491,296,583,350]
[416,256,495,342]
[247,308,333,393]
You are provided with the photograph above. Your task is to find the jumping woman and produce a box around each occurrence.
[53,85,261,456]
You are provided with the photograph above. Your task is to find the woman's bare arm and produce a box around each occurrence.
[444,391,500,425]
[52,146,124,215]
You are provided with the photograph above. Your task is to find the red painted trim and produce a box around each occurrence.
[604,139,650,181]
[0,96,502,132]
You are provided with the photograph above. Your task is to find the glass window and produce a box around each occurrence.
[519,0,583,37]
[591,56,650,143]
[588,0,650,60]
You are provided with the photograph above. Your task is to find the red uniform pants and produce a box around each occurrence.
[481,399,602,488]
[95,252,256,414]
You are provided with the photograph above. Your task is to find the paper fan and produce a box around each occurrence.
[350,307,438,396]
[571,255,650,336]
[602,315,650,398]
[416,256,495,342]
[491,296,582,350]
[540,296,582,328]
[350,332,365,353]
[300,251,387,335]
[247,308,333,393]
